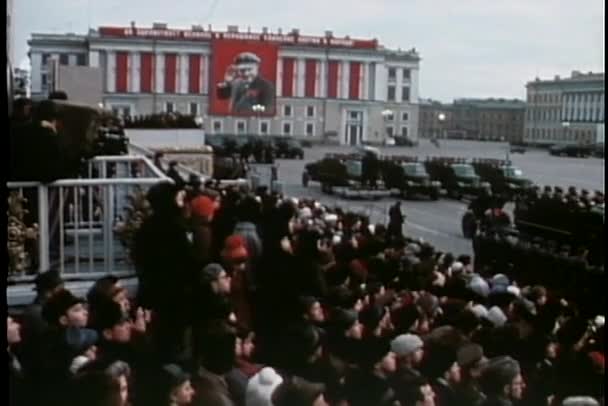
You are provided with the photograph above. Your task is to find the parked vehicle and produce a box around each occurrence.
[549,144,593,158]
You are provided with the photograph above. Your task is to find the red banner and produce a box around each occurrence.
[305,59,317,98]
[328,61,339,98]
[116,52,128,92]
[282,58,295,98]
[349,62,361,100]
[164,54,177,93]
[210,39,278,116]
[189,55,201,94]
[140,53,153,93]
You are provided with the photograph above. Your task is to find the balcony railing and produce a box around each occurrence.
[7,155,171,285]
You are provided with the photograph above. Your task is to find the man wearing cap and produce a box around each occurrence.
[390,333,425,386]
[454,343,488,406]
[479,356,525,406]
[217,52,275,114]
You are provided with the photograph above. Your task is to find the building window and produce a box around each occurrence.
[401,112,409,121]
[401,87,410,102]
[401,126,408,137]
[403,69,410,80]
[386,126,394,137]
[283,105,292,117]
[388,67,396,80]
[212,120,222,133]
[42,53,50,67]
[387,86,396,101]
[349,111,362,120]
[76,54,87,66]
[41,73,48,86]
[165,102,175,113]
[306,123,315,137]
[236,120,246,134]
[189,103,199,116]
[259,121,269,135]
[282,122,292,136]
[306,106,315,118]
[59,54,69,65]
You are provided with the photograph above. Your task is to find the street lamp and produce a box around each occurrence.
[252,104,266,135]
[195,115,205,145]
[438,113,446,139]
[562,121,570,143]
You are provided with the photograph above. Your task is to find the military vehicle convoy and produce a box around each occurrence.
[380,156,441,200]
[471,158,534,200]
[423,157,490,200]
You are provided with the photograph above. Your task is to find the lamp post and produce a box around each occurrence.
[438,113,446,139]
[381,109,393,143]
[194,115,205,145]
[252,104,266,135]
[562,121,570,144]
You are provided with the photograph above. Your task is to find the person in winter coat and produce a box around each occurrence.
[190,195,217,267]
[158,364,196,406]
[387,201,405,241]
[390,334,425,388]
[8,316,25,406]
[420,344,462,406]
[454,343,488,406]
[233,195,263,262]
[221,235,254,330]
[133,182,196,362]
[479,356,526,406]
[272,376,329,406]
[245,367,283,406]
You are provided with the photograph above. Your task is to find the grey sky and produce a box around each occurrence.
[13,0,604,102]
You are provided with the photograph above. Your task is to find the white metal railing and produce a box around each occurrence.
[7,155,172,282]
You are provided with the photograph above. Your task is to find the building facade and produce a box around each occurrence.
[418,98,525,142]
[524,71,605,145]
[29,24,422,145]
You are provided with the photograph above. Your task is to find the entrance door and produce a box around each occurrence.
[347,124,361,145]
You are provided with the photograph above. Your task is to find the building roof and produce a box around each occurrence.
[453,98,526,110]
[526,71,605,87]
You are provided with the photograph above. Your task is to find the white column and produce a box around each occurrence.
[296,58,305,97]
[340,61,349,99]
[30,53,42,93]
[276,57,283,97]
[155,53,164,94]
[374,63,387,101]
[201,55,208,94]
[88,50,100,68]
[318,60,326,98]
[68,54,77,66]
[599,94,604,122]
[130,52,140,93]
[361,63,369,100]
[410,68,420,103]
[106,51,116,93]
[395,68,403,103]
[179,54,188,94]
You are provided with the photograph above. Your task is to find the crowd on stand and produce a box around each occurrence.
[122,114,200,129]
[8,173,604,406]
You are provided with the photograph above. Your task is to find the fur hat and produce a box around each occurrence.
[221,235,249,261]
[272,376,325,406]
[468,275,490,298]
[34,269,62,293]
[200,263,226,283]
[360,305,387,332]
[42,289,85,325]
[480,356,521,393]
[471,304,489,320]
[95,300,130,331]
[457,343,486,369]
[331,308,359,332]
[246,367,284,406]
[391,334,423,357]
[160,363,191,392]
[484,306,508,328]
[562,397,600,406]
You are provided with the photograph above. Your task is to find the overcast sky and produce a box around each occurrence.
[12,0,605,102]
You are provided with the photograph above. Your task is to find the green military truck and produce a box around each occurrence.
[471,158,534,201]
[381,156,441,200]
[424,157,490,200]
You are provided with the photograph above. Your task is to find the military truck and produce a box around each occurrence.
[272,136,304,159]
[423,157,490,200]
[380,156,441,200]
[302,152,391,199]
[471,158,534,201]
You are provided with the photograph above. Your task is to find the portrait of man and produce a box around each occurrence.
[216,52,275,114]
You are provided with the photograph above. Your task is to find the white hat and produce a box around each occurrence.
[246,367,284,406]
[594,315,605,328]
[70,355,92,374]
[484,306,507,328]
[471,304,488,320]
[451,261,464,273]
[391,334,423,357]
[299,207,312,219]
[562,397,600,406]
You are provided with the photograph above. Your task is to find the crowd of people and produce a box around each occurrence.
[8,171,605,406]
[122,113,200,129]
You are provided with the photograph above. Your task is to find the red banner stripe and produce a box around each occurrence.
[164,53,177,93]
[328,61,339,98]
[282,58,295,97]
[140,53,153,93]
[189,55,201,93]
[349,61,361,100]
[116,52,129,92]
[305,59,317,98]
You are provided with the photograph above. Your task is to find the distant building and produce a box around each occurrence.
[28,24,422,145]
[418,98,525,142]
[524,71,605,145]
